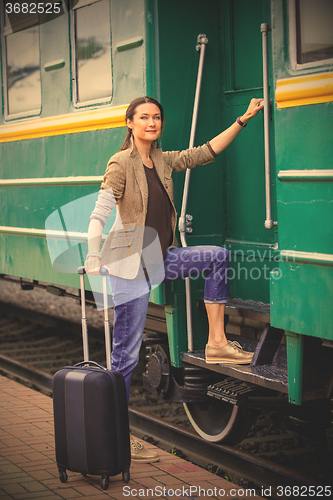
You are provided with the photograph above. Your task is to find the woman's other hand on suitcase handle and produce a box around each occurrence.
[84,255,102,275]
[84,257,110,276]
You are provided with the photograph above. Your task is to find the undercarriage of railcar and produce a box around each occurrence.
[143,300,333,447]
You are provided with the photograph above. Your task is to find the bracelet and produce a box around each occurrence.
[236,116,247,128]
[86,252,101,259]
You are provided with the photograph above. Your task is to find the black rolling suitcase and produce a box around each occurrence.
[52,267,130,490]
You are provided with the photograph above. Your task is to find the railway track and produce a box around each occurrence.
[0,298,330,498]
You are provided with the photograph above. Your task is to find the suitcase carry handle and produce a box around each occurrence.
[74,360,106,370]
[77,266,112,370]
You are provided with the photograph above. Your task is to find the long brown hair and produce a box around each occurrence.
[120,96,165,151]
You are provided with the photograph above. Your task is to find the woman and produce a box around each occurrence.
[85,96,264,462]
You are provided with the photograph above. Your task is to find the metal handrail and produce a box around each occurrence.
[261,23,277,230]
[178,34,208,351]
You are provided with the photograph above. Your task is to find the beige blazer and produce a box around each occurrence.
[98,139,215,279]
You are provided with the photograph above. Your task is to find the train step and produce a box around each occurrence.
[207,377,259,405]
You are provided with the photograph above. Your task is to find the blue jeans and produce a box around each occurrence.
[109,245,229,404]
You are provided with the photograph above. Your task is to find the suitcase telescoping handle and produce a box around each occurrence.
[77,266,112,370]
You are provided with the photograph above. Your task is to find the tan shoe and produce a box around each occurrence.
[205,340,253,365]
[130,438,160,463]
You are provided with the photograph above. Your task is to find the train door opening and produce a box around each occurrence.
[220,0,277,304]
[183,0,277,444]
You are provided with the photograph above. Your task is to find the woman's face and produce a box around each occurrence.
[127,103,162,145]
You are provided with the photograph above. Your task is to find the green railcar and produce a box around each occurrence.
[0,0,332,444]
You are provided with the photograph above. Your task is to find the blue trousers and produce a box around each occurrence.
[109,245,229,404]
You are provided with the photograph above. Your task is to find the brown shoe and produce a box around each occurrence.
[130,438,160,463]
[205,341,253,365]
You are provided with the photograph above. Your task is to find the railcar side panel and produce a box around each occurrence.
[0,0,149,290]
[270,0,333,343]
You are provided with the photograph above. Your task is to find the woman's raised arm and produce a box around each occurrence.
[209,98,264,156]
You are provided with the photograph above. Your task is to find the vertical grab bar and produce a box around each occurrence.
[261,23,277,230]
[179,34,208,352]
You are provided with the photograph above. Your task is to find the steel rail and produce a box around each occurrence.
[0,354,53,394]
[128,407,320,498]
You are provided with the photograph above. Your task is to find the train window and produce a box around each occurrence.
[1,10,41,117]
[291,0,333,68]
[71,0,112,104]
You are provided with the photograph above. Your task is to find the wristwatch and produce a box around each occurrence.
[236,116,247,127]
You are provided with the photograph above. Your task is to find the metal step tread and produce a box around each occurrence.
[253,364,288,383]
[207,377,259,404]
[182,350,288,393]
[227,297,270,315]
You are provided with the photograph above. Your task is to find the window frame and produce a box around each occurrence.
[0,2,42,120]
[70,0,113,108]
[289,0,333,71]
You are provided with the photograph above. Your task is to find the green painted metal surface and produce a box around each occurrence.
[1,0,276,310]
[270,262,333,340]
[269,0,333,402]
[270,1,333,344]
[154,0,224,366]
[285,331,304,405]
[156,0,275,365]
[165,300,187,369]
[1,1,332,400]
[0,129,124,286]
[0,0,147,289]
[276,175,333,255]
[222,0,276,304]
[164,281,209,368]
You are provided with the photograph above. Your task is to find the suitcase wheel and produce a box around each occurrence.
[58,470,68,483]
[122,469,130,483]
[101,476,109,490]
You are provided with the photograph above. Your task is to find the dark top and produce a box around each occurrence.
[143,163,173,258]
